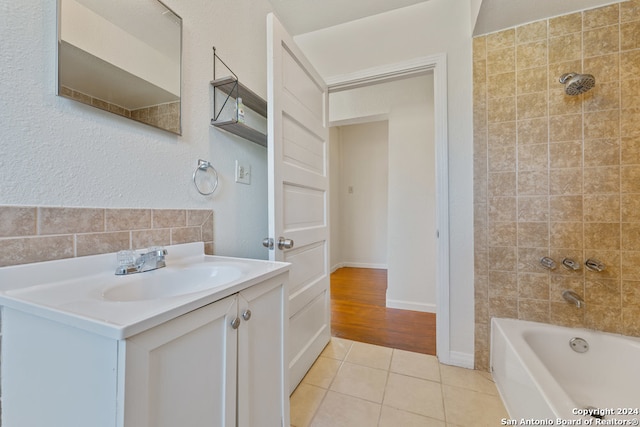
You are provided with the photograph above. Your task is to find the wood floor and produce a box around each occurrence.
[330,267,436,355]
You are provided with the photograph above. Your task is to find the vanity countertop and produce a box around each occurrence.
[0,243,289,339]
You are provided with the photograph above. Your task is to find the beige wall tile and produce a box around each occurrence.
[622,250,640,280]
[517,247,550,273]
[131,228,171,250]
[549,168,583,195]
[549,222,583,249]
[518,222,549,248]
[621,0,640,22]
[488,96,516,122]
[488,145,516,172]
[517,41,548,70]
[550,301,585,327]
[583,3,619,30]
[487,72,515,98]
[622,307,640,335]
[518,196,549,222]
[584,222,620,250]
[622,223,640,251]
[0,235,74,267]
[584,53,619,83]
[622,280,640,307]
[621,79,640,110]
[473,36,487,61]
[549,12,582,37]
[549,114,582,142]
[517,20,547,44]
[488,172,516,197]
[488,270,517,297]
[105,209,151,231]
[487,222,517,246]
[583,25,620,58]
[489,197,516,222]
[489,246,517,271]
[517,117,548,145]
[584,81,620,113]
[518,272,550,299]
[621,165,640,192]
[585,304,622,333]
[76,232,131,257]
[583,139,619,167]
[187,210,212,226]
[621,108,640,137]
[152,209,186,228]
[583,166,620,194]
[0,206,36,237]
[487,29,515,50]
[517,92,548,119]
[621,194,640,222]
[549,196,583,221]
[518,143,548,171]
[620,50,640,80]
[487,47,515,75]
[549,33,582,64]
[518,299,550,322]
[171,226,202,245]
[585,277,621,305]
[584,194,620,222]
[517,67,548,95]
[549,141,583,169]
[550,275,585,301]
[39,207,104,235]
[488,121,517,146]
[518,170,549,195]
[202,212,214,242]
[585,249,620,279]
[621,21,640,51]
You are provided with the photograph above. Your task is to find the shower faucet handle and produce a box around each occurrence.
[585,258,605,272]
[540,257,557,270]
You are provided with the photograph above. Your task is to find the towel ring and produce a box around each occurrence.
[192,159,219,196]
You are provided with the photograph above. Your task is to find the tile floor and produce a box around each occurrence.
[290,338,509,427]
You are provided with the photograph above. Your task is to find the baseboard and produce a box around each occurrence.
[446,351,474,369]
[386,298,436,313]
[334,262,388,270]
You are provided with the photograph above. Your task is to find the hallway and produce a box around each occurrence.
[330,267,436,355]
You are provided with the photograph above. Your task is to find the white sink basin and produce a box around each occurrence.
[102,264,243,301]
[0,242,290,339]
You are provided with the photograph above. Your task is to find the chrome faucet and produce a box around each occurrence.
[562,290,585,308]
[115,247,168,275]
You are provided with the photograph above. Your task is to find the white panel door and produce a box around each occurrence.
[267,13,331,393]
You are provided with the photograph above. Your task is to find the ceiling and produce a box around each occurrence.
[267,0,429,35]
[268,0,627,36]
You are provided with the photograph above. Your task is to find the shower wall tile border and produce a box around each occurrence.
[0,205,215,267]
[473,0,640,371]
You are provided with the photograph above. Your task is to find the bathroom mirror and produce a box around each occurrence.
[57,0,182,135]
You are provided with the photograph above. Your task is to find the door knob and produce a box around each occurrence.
[277,237,294,250]
[262,238,274,249]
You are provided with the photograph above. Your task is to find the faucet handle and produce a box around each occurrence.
[148,246,168,257]
[585,258,605,272]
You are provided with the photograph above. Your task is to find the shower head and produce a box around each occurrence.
[559,72,596,95]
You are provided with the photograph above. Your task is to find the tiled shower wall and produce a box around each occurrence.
[0,205,214,268]
[473,1,640,370]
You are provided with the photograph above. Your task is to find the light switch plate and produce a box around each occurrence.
[235,160,251,185]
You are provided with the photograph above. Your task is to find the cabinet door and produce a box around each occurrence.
[237,275,289,427]
[122,295,238,427]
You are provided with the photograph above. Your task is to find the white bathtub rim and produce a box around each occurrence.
[491,318,574,419]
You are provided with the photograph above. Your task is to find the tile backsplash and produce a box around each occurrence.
[0,205,214,267]
[473,1,640,370]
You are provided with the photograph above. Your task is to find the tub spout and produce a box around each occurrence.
[562,290,584,308]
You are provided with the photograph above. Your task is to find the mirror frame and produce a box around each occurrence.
[56,0,183,135]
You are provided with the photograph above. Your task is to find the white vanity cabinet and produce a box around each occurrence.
[2,272,289,427]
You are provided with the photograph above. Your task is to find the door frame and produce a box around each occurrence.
[325,54,454,366]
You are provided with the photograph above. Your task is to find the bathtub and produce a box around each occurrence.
[491,318,640,423]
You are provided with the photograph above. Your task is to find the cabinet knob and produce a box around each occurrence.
[230,317,241,329]
[242,309,252,321]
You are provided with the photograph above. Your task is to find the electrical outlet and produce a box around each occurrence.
[235,160,251,185]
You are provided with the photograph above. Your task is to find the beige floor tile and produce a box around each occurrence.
[320,337,353,360]
[344,341,393,370]
[379,406,447,427]
[383,373,445,420]
[302,356,342,389]
[329,362,389,403]
[439,364,498,395]
[442,384,509,426]
[390,349,441,382]
[290,383,327,427]
[310,391,381,427]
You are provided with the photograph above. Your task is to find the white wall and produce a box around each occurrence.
[330,76,436,312]
[329,126,342,271]
[0,0,273,260]
[296,0,475,357]
[335,122,389,270]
